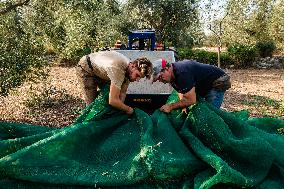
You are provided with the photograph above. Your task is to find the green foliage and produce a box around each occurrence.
[219,52,233,67]
[177,48,194,60]
[21,1,96,62]
[227,44,257,68]
[255,41,276,58]
[177,48,233,67]
[124,0,200,47]
[269,0,284,52]
[20,0,124,63]
[0,12,48,96]
[192,50,218,65]
[221,0,284,51]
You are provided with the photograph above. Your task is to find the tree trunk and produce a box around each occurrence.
[217,46,221,68]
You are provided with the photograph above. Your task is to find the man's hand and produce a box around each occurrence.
[160,104,172,113]
[109,83,134,114]
[126,107,134,115]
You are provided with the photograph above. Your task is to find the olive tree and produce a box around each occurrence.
[0,0,47,96]
[123,0,200,47]
[222,0,275,45]
[269,0,284,51]
[20,0,125,62]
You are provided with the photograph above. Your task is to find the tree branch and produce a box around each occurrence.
[0,0,31,15]
[208,24,218,36]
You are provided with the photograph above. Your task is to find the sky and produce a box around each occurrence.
[199,0,227,34]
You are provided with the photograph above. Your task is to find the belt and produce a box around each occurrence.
[77,55,94,74]
[86,55,94,71]
[212,74,231,91]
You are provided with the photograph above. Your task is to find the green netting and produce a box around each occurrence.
[0,84,283,189]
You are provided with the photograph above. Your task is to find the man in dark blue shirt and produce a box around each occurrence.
[152,59,231,113]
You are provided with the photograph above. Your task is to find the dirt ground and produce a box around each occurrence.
[222,69,283,118]
[0,66,283,127]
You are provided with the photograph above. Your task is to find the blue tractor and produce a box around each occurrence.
[128,30,156,51]
[114,30,178,113]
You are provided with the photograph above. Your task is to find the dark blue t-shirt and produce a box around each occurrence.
[171,60,225,97]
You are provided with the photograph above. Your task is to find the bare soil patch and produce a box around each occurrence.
[0,66,283,127]
[223,69,283,118]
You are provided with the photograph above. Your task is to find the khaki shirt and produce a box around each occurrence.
[87,51,130,89]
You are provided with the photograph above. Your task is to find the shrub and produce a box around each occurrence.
[255,41,276,58]
[192,50,217,65]
[177,48,194,60]
[227,44,257,68]
[177,48,233,67]
[219,52,234,68]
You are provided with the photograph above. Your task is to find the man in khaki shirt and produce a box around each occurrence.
[76,51,153,115]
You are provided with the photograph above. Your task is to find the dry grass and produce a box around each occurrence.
[0,66,283,127]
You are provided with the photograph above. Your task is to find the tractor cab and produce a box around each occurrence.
[128,30,156,51]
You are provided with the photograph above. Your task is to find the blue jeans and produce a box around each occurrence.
[205,89,225,108]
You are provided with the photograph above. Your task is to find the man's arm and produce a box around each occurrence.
[178,92,187,114]
[160,87,196,113]
[109,83,133,114]
[178,93,183,100]
[119,82,129,102]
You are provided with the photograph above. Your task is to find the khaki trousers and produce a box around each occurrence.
[76,57,109,105]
